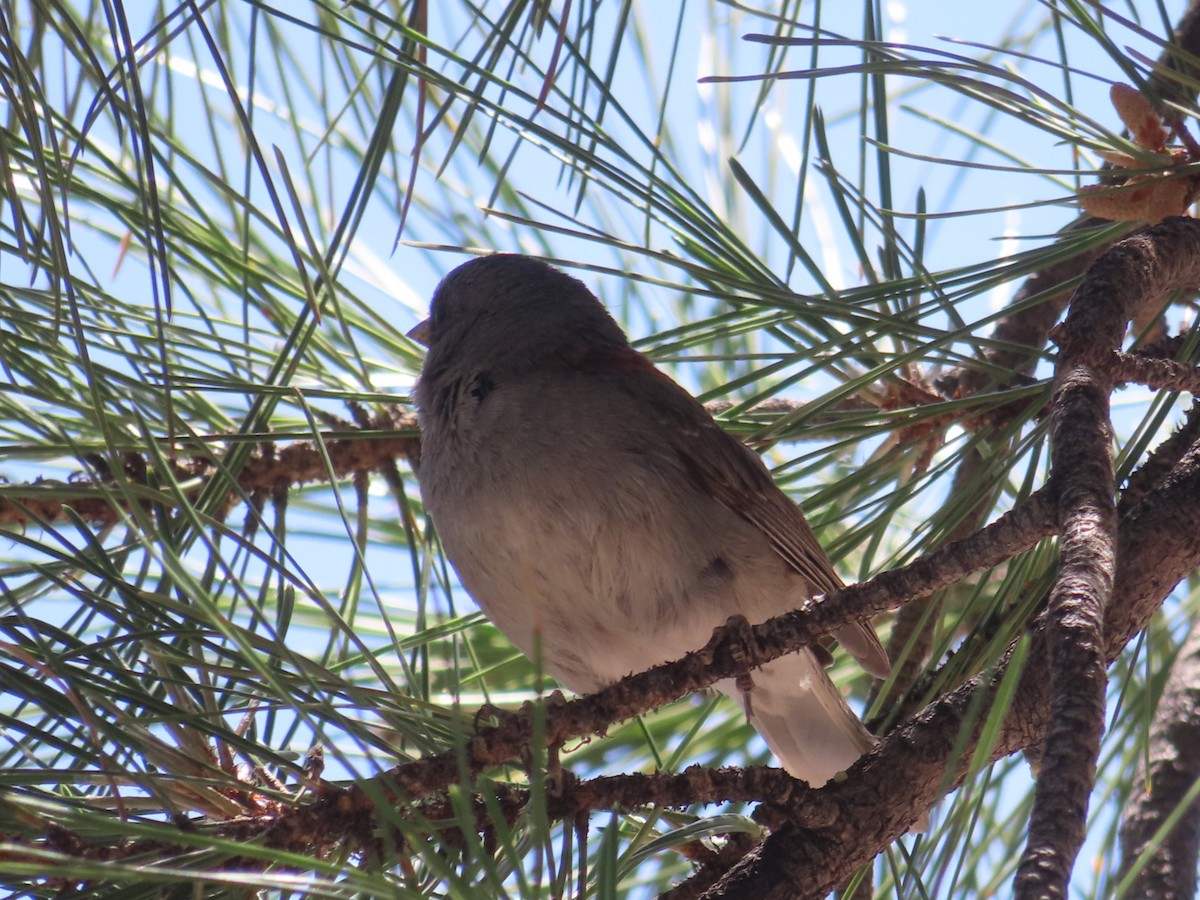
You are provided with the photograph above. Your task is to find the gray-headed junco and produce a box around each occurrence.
[410,254,888,785]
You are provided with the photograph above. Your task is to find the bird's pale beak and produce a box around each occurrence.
[407,318,431,347]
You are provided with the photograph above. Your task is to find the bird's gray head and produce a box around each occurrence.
[415,255,630,375]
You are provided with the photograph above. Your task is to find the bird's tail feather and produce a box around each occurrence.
[719,649,874,787]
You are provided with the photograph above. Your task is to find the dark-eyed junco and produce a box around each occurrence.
[410,254,888,785]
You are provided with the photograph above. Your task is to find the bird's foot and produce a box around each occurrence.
[704,615,758,722]
[473,702,513,732]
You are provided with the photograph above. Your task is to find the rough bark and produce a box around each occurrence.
[1117,618,1200,900]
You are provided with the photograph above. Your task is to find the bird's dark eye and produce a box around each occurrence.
[428,298,445,329]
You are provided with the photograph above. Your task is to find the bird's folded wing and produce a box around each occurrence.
[595,352,891,679]
[673,406,890,678]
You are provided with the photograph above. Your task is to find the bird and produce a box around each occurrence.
[409,253,889,786]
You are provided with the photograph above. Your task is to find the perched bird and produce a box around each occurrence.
[409,254,889,786]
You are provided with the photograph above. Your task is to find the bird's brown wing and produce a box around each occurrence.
[675,416,890,678]
[607,356,890,678]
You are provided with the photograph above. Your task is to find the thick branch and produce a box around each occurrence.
[1015,361,1115,900]
[1017,217,1200,897]
[1117,616,1200,899]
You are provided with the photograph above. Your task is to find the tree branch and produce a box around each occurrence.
[1116,615,1200,899]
